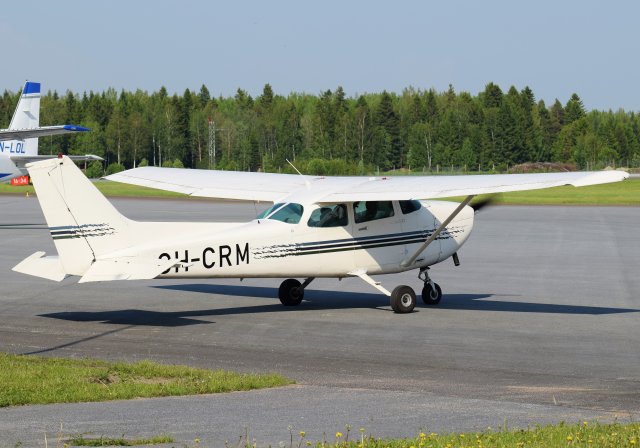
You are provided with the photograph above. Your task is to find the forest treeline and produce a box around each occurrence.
[1,83,639,175]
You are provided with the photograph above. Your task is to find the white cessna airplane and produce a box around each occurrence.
[13,155,628,313]
[0,81,100,182]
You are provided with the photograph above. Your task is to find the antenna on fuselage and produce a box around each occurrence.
[286,159,311,189]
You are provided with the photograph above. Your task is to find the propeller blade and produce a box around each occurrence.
[471,195,499,212]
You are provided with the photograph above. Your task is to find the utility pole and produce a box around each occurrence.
[208,118,226,169]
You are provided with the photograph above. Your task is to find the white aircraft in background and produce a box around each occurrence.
[13,156,628,313]
[0,81,101,182]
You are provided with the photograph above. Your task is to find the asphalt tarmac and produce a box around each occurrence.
[0,195,639,446]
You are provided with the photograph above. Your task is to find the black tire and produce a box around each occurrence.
[278,278,304,306]
[390,285,416,313]
[422,282,442,305]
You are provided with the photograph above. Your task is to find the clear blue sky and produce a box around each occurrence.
[1,0,638,111]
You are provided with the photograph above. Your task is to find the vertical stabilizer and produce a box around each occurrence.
[26,156,131,276]
[8,81,40,156]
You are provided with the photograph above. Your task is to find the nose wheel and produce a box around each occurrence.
[419,267,442,305]
[422,282,442,305]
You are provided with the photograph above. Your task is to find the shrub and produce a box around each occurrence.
[105,163,125,175]
[85,161,104,178]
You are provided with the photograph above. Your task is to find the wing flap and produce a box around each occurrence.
[106,167,307,202]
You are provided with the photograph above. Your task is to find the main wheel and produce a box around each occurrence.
[422,282,442,305]
[278,278,304,306]
[390,285,416,313]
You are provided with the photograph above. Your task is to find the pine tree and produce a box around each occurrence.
[565,93,586,124]
[424,89,438,123]
[198,84,211,108]
[376,91,401,167]
[259,83,274,110]
[481,82,503,108]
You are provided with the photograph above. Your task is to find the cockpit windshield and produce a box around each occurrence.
[269,203,304,224]
[256,202,304,224]
[256,203,285,220]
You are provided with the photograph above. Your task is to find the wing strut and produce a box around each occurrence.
[400,195,475,268]
[349,269,392,296]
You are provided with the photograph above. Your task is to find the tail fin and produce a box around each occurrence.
[26,156,131,275]
[8,81,40,155]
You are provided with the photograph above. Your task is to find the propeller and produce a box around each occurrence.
[470,195,500,213]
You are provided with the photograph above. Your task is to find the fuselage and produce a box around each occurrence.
[118,200,475,280]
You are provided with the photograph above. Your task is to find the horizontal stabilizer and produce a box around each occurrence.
[12,251,67,282]
[12,154,102,168]
[79,257,178,283]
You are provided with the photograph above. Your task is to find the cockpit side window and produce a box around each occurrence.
[353,201,395,224]
[269,203,304,224]
[399,199,422,214]
[307,204,348,228]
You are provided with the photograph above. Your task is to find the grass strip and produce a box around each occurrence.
[63,422,638,447]
[66,434,173,446]
[0,353,292,407]
[462,177,640,206]
[278,422,640,448]
[0,181,187,198]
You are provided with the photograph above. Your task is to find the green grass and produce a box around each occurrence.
[89,181,188,198]
[66,434,173,446]
[248,422,639,448]
[1,176,638,205]
[345,422,640,448]
[462,177,640,206]
[26,421,640,448]
[0,181,187,198]
[0,353,292,407]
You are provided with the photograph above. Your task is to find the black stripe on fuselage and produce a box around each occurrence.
[254,228,463,258]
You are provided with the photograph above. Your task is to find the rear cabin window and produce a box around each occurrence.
[307,204,348,228]
[353,201,395,224]
[269,203,304,224]
[399,200,422,214]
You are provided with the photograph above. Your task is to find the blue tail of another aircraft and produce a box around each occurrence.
[2,81,41,157]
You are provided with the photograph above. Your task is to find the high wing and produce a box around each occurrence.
[0,124,90,141]
[106,166,629,203]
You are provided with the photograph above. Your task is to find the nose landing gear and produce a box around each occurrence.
[419,267,442,305]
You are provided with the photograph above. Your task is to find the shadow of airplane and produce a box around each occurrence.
[38,283,639,328]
